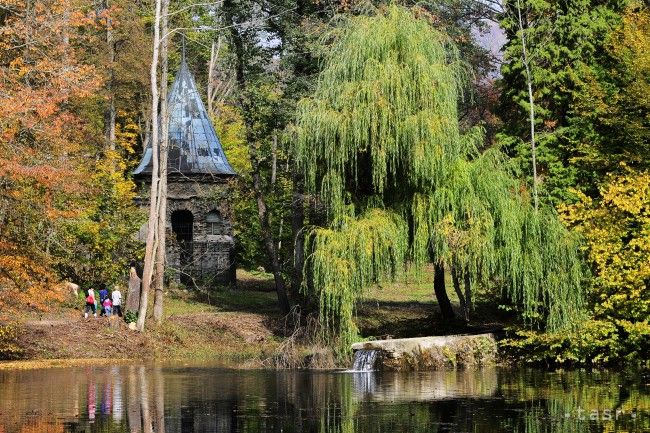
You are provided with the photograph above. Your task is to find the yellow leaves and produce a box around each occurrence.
[609,3,650,76]
[115,111,140,155]
[213,103,251,175]
[563,169,650,322]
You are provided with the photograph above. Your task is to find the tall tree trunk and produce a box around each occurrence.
[270,134,277,185]
[252,158,290,314]
[105,98,116,150]
[434,263,455,320]
[290,171,306,305]
[464,273,473,316]
[451,266,468,322]
[153,367,165,433]
[516,0,538,211]
[137,0,163,332]
[139,366,153,433]
[152,0,170,324]
[225,7,290,314]
[207,37,222,117]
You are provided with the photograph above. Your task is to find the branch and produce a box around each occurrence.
[165,0,222,18]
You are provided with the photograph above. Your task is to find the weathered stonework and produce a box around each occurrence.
[132,61,238,288]
[351,334,498,370]
[136,179,236,287]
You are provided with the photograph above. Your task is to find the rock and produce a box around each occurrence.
[128,322,137,331]
[64,282,79,297]
[351,333,498,370]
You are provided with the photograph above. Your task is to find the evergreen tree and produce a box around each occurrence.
[498,0,626,202]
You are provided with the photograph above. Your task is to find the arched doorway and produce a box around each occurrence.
[171,209,193,285]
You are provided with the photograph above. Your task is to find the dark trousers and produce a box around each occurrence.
[113,305,122,317]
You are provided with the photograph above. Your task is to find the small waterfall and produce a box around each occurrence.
[351,349,380,371]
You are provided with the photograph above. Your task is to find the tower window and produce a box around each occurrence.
[206,210,222,235]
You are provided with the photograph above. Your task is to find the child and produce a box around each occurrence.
[85,290,97,319]
[103,297,113,317]
[98,285,109,316]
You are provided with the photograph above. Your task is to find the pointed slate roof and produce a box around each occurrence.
[133,61,236,178]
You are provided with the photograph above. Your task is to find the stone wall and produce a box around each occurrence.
[136,178,236,286]
[351,334,498,371]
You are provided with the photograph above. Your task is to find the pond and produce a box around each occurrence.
[0,364,648,432]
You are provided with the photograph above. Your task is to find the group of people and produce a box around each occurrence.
[84,285,122,319]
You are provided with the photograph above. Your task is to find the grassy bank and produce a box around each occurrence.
[1,266,507,368]
[1,270,287,366]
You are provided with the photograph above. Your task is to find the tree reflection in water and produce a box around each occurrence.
[0,366,647,433]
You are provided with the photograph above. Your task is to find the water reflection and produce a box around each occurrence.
[0,365,647,433]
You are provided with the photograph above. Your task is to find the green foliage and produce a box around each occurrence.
[569,2,650,175]
[295,5,585,352]
[410,152,585,330]
[212,103,263,268]
[53,153,144,287]
[304,209,408,352]
[500,4,650,366]
[498,0,626,201]
[295,5,466,218]
[124,310,138,324]
[501,320,620,366]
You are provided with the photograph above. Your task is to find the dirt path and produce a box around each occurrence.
[17,310,283,362]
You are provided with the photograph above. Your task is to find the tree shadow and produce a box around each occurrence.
[357,299,509,339]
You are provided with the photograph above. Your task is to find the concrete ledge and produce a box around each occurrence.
[352,333,497,370]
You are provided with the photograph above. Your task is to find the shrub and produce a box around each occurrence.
[0,323,24,360]
[124,310,138,324]
[500,319,621,366]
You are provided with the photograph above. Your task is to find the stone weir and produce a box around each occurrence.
[351,333,498,371]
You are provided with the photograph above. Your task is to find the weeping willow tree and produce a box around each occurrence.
[294,5,585,353]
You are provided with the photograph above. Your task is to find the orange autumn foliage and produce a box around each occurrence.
[0,0,103,312]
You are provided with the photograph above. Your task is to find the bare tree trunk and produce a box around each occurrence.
[271,134,277,185]
[105,98,116,150]
[290,171,306,304]
[464,273,473,316]
[137,0,163,332]
[451,266,468,322]
[153,367,165,433]
[433,263,455,320]
[516,0,538,211]
[153,0,170,324]
[226,8,290,314]
[207,38,222,117]
[252,161,290,313]
[139,366,153,433]
[207,37,233,118]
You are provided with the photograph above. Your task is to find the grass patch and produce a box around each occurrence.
[165,288,279,317]
[362,264,458,304]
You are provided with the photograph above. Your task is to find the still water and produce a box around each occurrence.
[0,364,648,433]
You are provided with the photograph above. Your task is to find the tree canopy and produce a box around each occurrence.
[295,5,585,352]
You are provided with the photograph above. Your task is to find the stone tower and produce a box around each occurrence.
[133,60,236,286]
